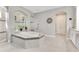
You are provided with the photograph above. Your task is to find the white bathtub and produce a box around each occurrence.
[11,31,44,48]
[14,31,43,38]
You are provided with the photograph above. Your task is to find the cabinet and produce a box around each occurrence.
[70,29,79,49]
[75,32,79,48]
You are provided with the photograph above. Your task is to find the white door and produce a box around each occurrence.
[55,13,66,35]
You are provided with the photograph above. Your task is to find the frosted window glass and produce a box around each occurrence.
[0,11,1,18]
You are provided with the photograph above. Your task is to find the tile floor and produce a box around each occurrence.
[0,35,79,52]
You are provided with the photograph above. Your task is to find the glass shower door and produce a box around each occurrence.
[0,7,7,43]
[0,20,7,42]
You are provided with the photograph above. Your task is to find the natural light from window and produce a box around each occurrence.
[77,7,79,31]
[0,11,1,18]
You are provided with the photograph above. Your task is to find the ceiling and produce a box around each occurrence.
[23,6,62,13]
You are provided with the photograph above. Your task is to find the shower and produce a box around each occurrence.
[0,7,8,43]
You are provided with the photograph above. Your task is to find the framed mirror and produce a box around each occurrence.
[14,10,27,23]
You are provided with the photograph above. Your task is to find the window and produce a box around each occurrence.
[0,11,2,18]
[14,10,28,31]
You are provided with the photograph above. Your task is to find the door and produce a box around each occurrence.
[55,13,66,35]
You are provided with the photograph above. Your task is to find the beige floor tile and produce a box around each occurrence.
[0,35,79,52]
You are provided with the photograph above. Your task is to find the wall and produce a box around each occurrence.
[31,6,76,35]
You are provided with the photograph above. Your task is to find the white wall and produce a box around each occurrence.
[31,6,76,35]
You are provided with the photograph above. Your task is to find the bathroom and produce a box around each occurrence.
[0,6,77,52]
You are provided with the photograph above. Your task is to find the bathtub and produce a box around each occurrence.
[12,31,44,39]
[11,31,44,48]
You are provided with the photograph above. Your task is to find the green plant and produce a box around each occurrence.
[16,23,25,30]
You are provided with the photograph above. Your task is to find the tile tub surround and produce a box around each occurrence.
[11,31,44,49]
[12,31,44,39]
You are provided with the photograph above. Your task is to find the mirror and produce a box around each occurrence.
[14,10,27,22]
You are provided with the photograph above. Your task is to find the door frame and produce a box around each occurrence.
[55,12,67,35]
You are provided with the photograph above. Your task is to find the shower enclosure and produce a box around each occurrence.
[0,7,7,43]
